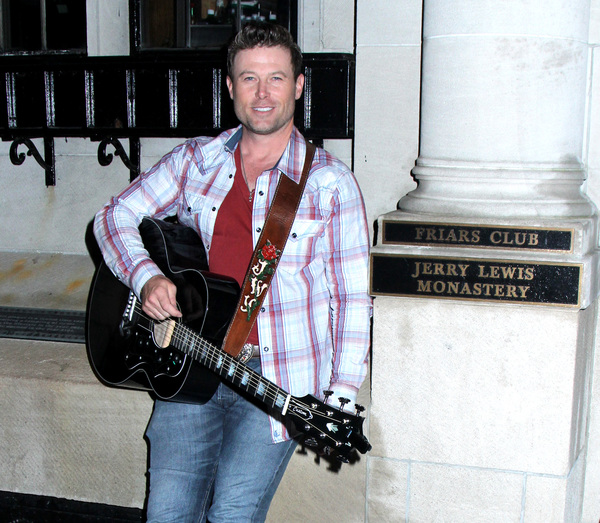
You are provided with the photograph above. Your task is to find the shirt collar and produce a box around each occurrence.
[223,126,308,184]
[275,127,308,184]
[224,126,243,153]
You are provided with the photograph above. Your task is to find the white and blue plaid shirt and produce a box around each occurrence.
[94,126,373,442]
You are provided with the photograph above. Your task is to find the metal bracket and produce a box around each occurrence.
[9,137,56,186]
[97,137,140,180]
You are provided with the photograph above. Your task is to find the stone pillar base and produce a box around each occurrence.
[399,160,595,218]
[368,211,599,521]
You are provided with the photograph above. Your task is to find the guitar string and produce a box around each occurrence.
[132,304,322,411]
[132,307,348,450]
[140,306,279,402]
[130,303,354,443]
[131,302,275,394]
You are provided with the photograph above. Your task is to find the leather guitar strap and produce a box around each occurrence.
[221,142,316,359]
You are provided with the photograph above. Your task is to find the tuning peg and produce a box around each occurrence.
[338,397,350,409]
[355,404,365,415]
[323,390,334,399]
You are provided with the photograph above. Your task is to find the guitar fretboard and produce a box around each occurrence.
[171,322,292,414]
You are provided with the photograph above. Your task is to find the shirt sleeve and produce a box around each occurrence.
[93,144,187,298]
[323,166,373,411]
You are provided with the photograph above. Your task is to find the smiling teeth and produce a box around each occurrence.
[254,107,272,112]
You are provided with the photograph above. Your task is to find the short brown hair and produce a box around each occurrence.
[227,21,303,79]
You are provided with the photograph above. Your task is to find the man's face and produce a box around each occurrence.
[226,45,304,137]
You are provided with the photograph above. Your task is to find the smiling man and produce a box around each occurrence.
[227,44,303,138]
[93,21,372,522]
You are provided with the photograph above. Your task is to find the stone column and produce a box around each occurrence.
[368,1,599,521]
[400,0,593,219]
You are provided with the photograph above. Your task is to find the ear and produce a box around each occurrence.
[226,76,234,99]
[295,73,305,101]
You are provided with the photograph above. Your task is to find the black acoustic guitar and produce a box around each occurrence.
[86,218,371,461]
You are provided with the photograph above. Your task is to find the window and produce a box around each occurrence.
[137,0,296,51]
[1,0,86,54]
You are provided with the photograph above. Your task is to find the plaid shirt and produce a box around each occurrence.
[94,126,373,442]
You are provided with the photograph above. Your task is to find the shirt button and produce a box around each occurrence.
[256,227,261,232]
[291,232,297,238]
[263,346,269,352]
[260,307,265,313]
[258,190,264,196]
[229,174,233,178]
[212,207,216,211]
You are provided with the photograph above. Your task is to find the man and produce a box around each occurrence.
[94,21,372,522]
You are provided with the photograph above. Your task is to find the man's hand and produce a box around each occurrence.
[141,275,182,320]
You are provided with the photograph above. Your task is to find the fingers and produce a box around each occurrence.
[141,275,183,320]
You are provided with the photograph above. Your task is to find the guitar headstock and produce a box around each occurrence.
[286,394,372,462]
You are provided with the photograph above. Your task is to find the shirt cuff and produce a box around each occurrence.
[325,383,360,413]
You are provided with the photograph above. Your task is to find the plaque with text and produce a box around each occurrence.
[370,254,581,306]
[382,222,574,252]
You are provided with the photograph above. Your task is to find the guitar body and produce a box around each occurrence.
[86,219,240,404]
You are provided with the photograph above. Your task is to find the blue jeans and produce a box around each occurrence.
[145,359,297,522]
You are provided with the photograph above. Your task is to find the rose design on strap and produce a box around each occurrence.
[240,240,281,321]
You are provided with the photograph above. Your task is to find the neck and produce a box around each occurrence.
[240,123,293,163]
[238,126,292,187]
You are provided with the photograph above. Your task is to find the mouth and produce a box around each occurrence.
[252,107,274,113]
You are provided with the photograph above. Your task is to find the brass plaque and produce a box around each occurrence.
[382,222,573,252]
[370,254,581,306]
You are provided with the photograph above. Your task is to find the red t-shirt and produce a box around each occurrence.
[209,147,259,344]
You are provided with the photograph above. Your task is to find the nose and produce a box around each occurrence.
[255,80,269,99]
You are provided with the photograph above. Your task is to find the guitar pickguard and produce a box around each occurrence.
[123,328,188,379]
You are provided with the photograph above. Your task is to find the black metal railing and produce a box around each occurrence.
[0,52,354,185]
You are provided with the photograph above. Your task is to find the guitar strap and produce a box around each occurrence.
[221,141,316,360]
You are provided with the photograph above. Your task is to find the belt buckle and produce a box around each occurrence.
[238,343,255,364]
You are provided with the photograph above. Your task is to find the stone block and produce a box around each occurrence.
[269,445,367,522]
[587,51,600,175]
[357,0,422,45]
[409,463,523,522]
[322,0,354,51]
[87,0,130,57]
[591,0,600,45]
[0,140,127,255]
[0,340,153,508]
[268,371,371,522]
[354,45,420,226]
[0,252,94,311]
[371,297,589,475]
[366,458,409,522]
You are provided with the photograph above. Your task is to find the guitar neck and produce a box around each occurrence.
[171,322,292,415]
